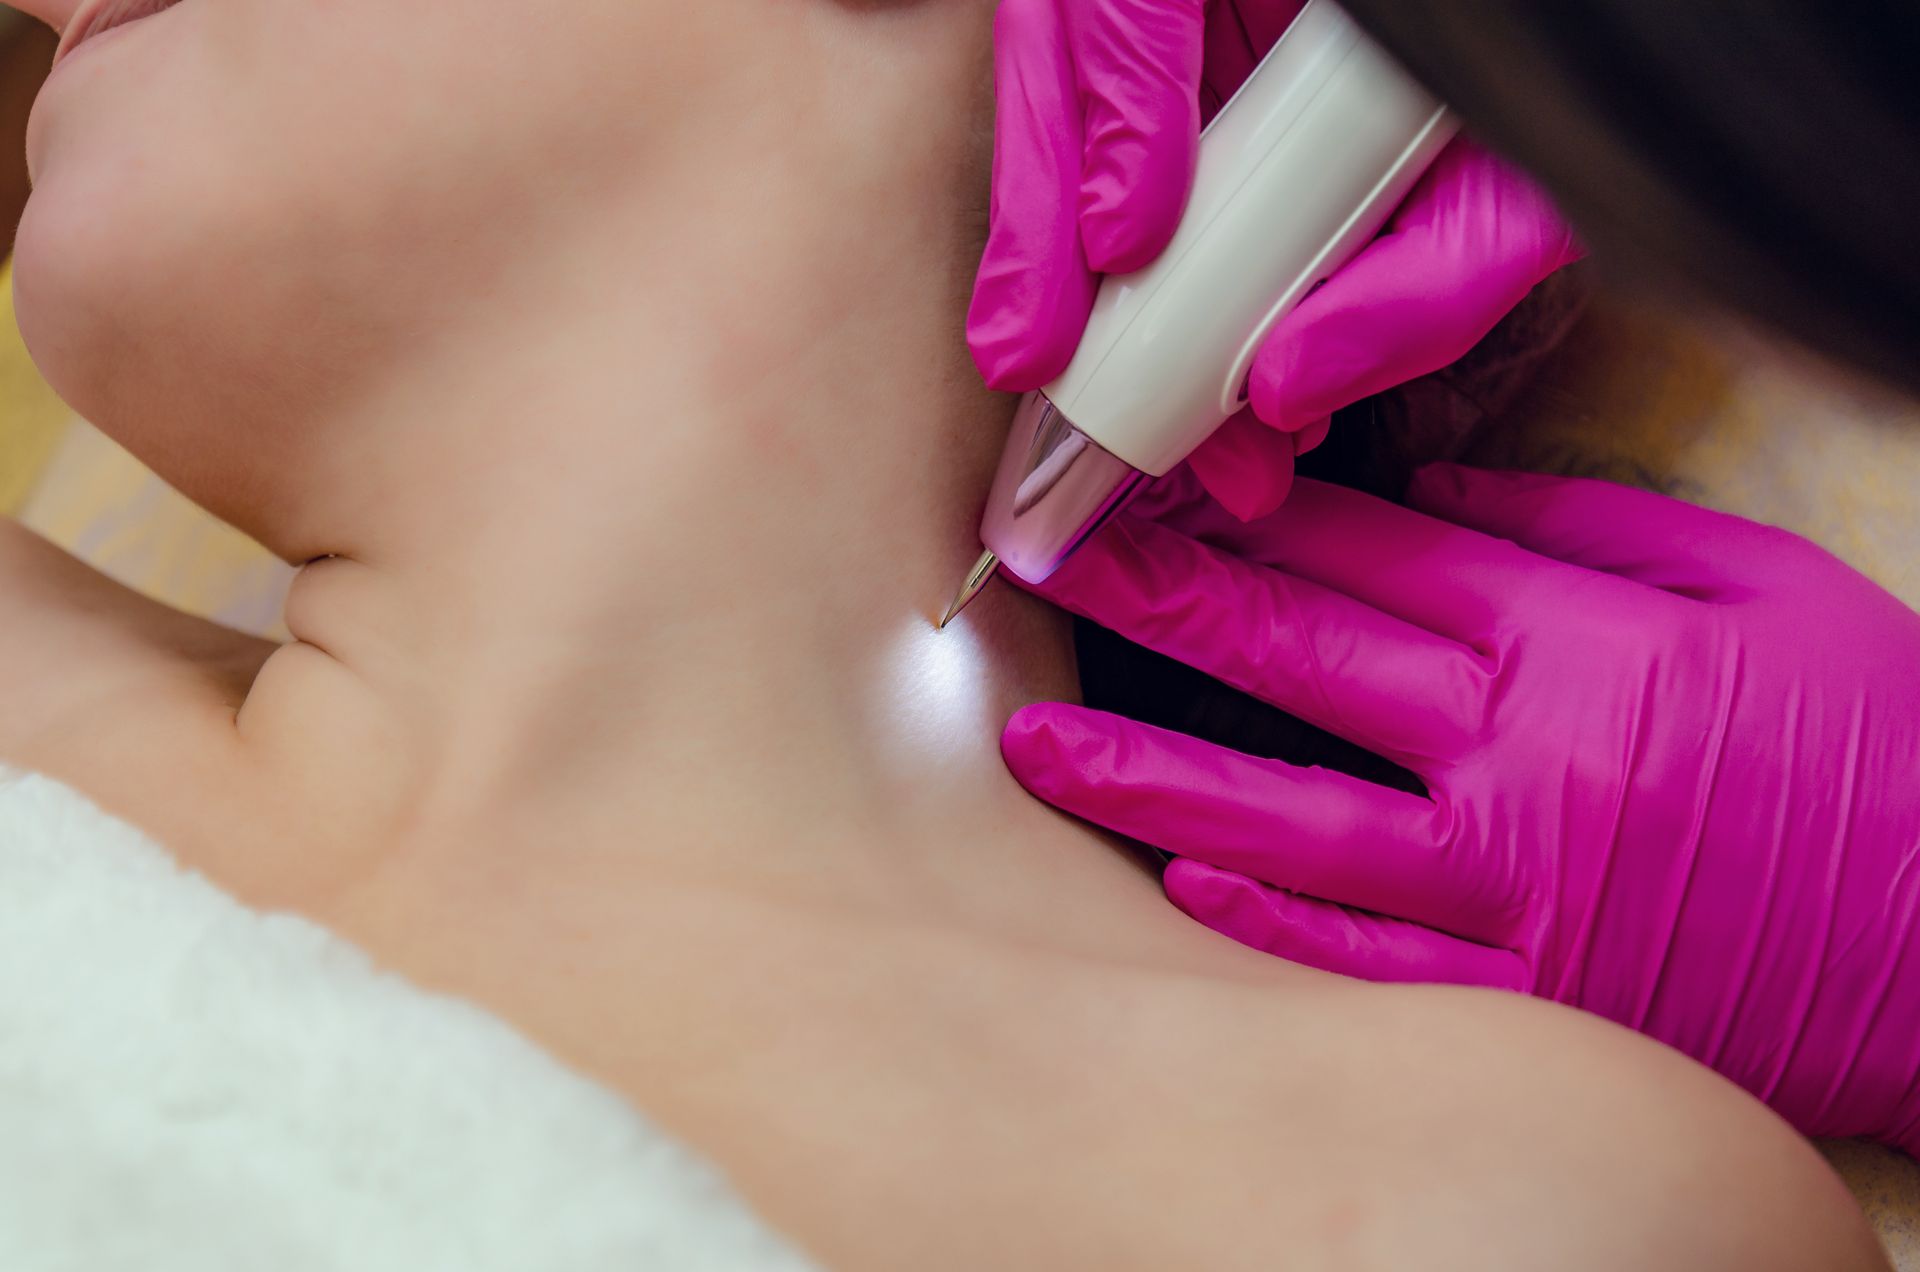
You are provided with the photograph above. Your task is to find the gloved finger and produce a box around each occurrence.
[1137,476,1554,646]
[1183,407,1297,521]
[966,0,1099,393]
[1184,409,1333,522]
[1406,463,1805,603]
[1247,140,1584,434]
[1069,0,1206,273]
[1004,705,1505,938]
[1023,513,1492,762]
[1164,859,1526,988]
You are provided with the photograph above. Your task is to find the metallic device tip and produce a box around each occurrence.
[938,551,1000,629]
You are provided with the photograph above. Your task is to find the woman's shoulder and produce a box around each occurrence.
[0,765,816,1270]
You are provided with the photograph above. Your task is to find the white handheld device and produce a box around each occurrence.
[942,0,1456,625]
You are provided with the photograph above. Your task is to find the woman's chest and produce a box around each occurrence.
[316,867,1337,1270]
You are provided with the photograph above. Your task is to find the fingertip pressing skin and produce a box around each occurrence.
[998,699,1090,807]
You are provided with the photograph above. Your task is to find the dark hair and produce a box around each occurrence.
[1339,0,1920,398]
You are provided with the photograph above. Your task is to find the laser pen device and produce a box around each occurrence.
[941,0,1457,626]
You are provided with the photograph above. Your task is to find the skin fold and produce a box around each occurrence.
[0,0,1890,1266]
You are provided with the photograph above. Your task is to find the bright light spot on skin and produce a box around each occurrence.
[868,613,998,777]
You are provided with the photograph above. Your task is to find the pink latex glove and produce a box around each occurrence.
[1002,465,1920,1154]
[967,0,1584,519]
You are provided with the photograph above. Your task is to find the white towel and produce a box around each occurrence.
[0,767,816,1271]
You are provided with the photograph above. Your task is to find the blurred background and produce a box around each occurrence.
[0,5,1915,1258]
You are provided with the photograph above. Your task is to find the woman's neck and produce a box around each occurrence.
[186,0,1241,967]
[220,149,1203,963]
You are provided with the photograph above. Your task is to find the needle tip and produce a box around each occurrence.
[938,550,1000,629]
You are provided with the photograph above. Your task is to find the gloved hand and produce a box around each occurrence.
[967,0,1584,519]
[1002,464,1920,1155]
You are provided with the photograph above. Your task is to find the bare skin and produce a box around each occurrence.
[0,0,1887,1266]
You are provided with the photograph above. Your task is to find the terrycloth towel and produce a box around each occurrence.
[0,767,815,1271]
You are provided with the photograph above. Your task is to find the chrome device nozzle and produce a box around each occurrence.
[937,550,1000,629]
[936,392,1149,630]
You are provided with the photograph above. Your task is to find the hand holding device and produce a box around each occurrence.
[947,0,1458,625]
[1002,465,1920,1155]
[967,0,1581,520]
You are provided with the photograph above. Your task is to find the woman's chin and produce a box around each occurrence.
[12,200,97,424]
[11,186,168,435]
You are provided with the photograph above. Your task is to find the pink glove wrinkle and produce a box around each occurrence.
[969,1,1583,520]
[1004,465,1920,1155]
[967,0,1207,392]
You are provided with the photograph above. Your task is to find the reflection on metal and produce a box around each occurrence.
[937,550,1000,630]
[982,392,1147,584]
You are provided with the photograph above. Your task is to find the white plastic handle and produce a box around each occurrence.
[1044,1,1457,476]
